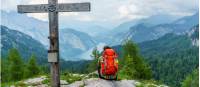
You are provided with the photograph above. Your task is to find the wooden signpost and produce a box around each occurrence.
[17,0,90,87]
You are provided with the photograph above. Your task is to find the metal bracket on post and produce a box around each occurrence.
[48,50,58,62]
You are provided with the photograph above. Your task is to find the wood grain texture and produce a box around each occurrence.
[17,0,90,87]
[17,2,90,13]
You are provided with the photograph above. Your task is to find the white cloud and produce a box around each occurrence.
[28,0,47,4]
[1,0,198,28]
[0,0,19,12]
[117,4,145,20]
[58,0,90,3]
[27,13,48,21]
[118,5,130,18]
[76,15,93,21]
[61,12,79,16]
[24,0,48,21]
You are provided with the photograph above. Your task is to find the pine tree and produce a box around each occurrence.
[25,54,40,78]
[86,47,101,73]
[1,58,10,82]
[7,48,24,81]
[120,40,152,80]
[182,69,199,87]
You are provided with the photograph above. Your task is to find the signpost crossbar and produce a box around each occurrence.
[18,3,90,13]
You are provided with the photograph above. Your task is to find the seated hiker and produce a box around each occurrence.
[98,46,118,79]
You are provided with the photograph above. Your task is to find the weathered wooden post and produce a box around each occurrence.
[17,0,90,86]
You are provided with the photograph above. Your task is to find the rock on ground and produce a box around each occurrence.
[14,76,167,87]
[24,76,47,85]
[63,78,137,87]
[22,76,68,87]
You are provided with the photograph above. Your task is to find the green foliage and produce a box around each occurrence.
[24,54,40,78]
[1,58,10,82]
[79,84,86,87]
[119,40,152,80]
[7,48,24,81]
[1,82,27,87]
[14,82,28,87]
[87,72,99,78]
[61,71,84,84]
[139,34,193,57]
[182,69,199,87]
[1,25,47,65]
[1,48,43,83]
[60,60,91,74]
[145,48,198,87]
[139,33,199,87]
[42,78,50,85]
[86,47,101,73]
[39,65,50,74]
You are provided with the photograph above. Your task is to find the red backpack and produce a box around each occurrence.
[101,49,118,75]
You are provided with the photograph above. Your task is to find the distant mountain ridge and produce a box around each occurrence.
[103,14,181,45]
[1,10,198,61]
[1,11,97,60]
[110,12,199,45]
[112,24,199,87]
[1,10,49,47]
[186,25,199,46]
[59,28,96,60]
[138,25,199,87]
[139,25,199,57]
[126,12,199,43]
[110,14,179,36]
[1,25,47,64]
[112,24,199,59]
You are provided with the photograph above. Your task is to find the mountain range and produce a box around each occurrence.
[1,25,47,64]
[95,14,180,45]
[0,25,96,61]
[139,25,199,87]
[112,24,199,59]
[1,10,49,47]
[139,25,199,57]
[1,10,198,86]
[112,24,199,87]
[1,11,97,60]
[109,12,199,45]
[59,28,96,60]
[1,10,198,61]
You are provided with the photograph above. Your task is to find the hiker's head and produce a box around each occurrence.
[103,46,111,51]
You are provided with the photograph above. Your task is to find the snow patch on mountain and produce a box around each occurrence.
[186,25,199,46]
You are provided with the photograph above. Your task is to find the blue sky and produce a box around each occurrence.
[1,0,199,29]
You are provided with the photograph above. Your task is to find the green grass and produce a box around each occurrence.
[42,72,87,85]
[79,83,86,87]
[87,72,98,78]
[3,72,87,86]
[1,81,28,87]
[61,72,85,84]
[118,70,131,80]
[41,78,50,85]
[1,75,49,87]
